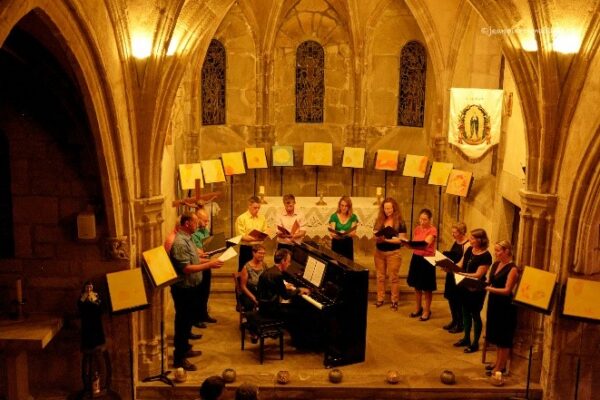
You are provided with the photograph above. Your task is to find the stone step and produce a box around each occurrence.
[209,269,448,300]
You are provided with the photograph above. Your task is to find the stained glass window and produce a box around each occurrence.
[201,39,226,125]
[296,41,324,123]
[398,41,426,127]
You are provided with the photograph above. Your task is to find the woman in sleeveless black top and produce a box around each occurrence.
[442,222,469,333]
[453,228,492,353]
[484,240,519,376]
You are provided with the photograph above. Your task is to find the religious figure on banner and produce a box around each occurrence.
[448,88,503,160]
[469,114,479,139]
[458,105,490,145]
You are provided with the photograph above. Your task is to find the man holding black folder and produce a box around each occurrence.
[276,194,306,250]
[169,212,224,371]
[235,196,267,272]
[191,208,218,327]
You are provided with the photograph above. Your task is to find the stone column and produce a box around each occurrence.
[511,190,557,379]
[344,124,367,197]
[517,190,557,268]
[184,131,199,163]
[133,196,166,379]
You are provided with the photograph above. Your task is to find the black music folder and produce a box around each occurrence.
[435,258,461,273]
[248,229,269,241]
[401,238,428,248]
[374,226,397,238]
[202,232,227,256]
[277,220,300,238]
[328,224,357,237]
[455,274,488,292]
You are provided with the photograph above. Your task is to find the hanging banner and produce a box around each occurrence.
[448,88,503,160]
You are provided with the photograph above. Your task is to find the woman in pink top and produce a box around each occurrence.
[406,208,437,321]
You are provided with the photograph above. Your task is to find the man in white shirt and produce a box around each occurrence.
[275,194,306,250]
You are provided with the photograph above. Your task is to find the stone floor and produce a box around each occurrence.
[137,294,541,399]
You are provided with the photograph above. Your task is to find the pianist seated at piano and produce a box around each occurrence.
[256,248,311,347]
[239,244,268,311]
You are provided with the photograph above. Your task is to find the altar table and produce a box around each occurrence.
[0,315,63,400]
[260,196,380,238]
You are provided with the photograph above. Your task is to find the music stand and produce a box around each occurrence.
[140,246,181,387]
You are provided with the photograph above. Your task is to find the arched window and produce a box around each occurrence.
[201,39,226,125]
[295,41,324,123]
[0,131,14,258]
[398,41,427,127]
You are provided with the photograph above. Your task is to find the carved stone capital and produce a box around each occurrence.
[519,190,558,218]
[256,124,274,145]
[432,136,448,160]
[345,124,367,147]
[133,196,165,229]
[103,237,130,260]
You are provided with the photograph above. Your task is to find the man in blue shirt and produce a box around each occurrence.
[170,212,223,371]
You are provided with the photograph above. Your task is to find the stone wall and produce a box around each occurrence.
[0,104,130,397]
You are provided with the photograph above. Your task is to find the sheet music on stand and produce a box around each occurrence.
[106,269,149,314]
[303,255,327,287]
[142,246,179,288]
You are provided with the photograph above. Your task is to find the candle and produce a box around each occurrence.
[259,185,265,195]
[376,187,383,196]
[16,278,23,303]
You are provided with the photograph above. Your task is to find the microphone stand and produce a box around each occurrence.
[142,290,174,386]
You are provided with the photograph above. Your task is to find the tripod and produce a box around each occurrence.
[143,291,174,387]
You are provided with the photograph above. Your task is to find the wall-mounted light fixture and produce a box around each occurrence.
[131,33,153,59]
[77,205,97,240]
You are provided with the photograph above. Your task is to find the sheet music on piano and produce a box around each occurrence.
[303,255,327,287]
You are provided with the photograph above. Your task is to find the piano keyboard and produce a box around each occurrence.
[301,294,324,310]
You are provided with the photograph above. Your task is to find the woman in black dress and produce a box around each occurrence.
[442,222,469,333]
[484,240,519,376]
[453,228,492,353]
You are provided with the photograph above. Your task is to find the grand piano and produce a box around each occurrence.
[285,242,369,367]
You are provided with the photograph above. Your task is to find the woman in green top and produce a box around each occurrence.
[328,196,359,260]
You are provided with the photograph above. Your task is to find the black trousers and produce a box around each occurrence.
[196,269,212,321]
[170,285,197,361]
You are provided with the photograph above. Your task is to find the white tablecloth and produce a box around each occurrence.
[260,196,380,239]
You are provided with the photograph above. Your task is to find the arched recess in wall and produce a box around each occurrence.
[271,0,353,140]
[188,1,258,161]
[364,0,432,129]
[567,124,600,276]
[0,3,133,240]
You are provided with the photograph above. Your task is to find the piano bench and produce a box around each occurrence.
[241,312,285,364]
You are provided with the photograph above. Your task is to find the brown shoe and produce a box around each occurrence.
[185,349,203,358]
[173,358,197,371]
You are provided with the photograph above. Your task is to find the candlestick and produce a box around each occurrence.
[316,192,327,206]
[16,278,23,304]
